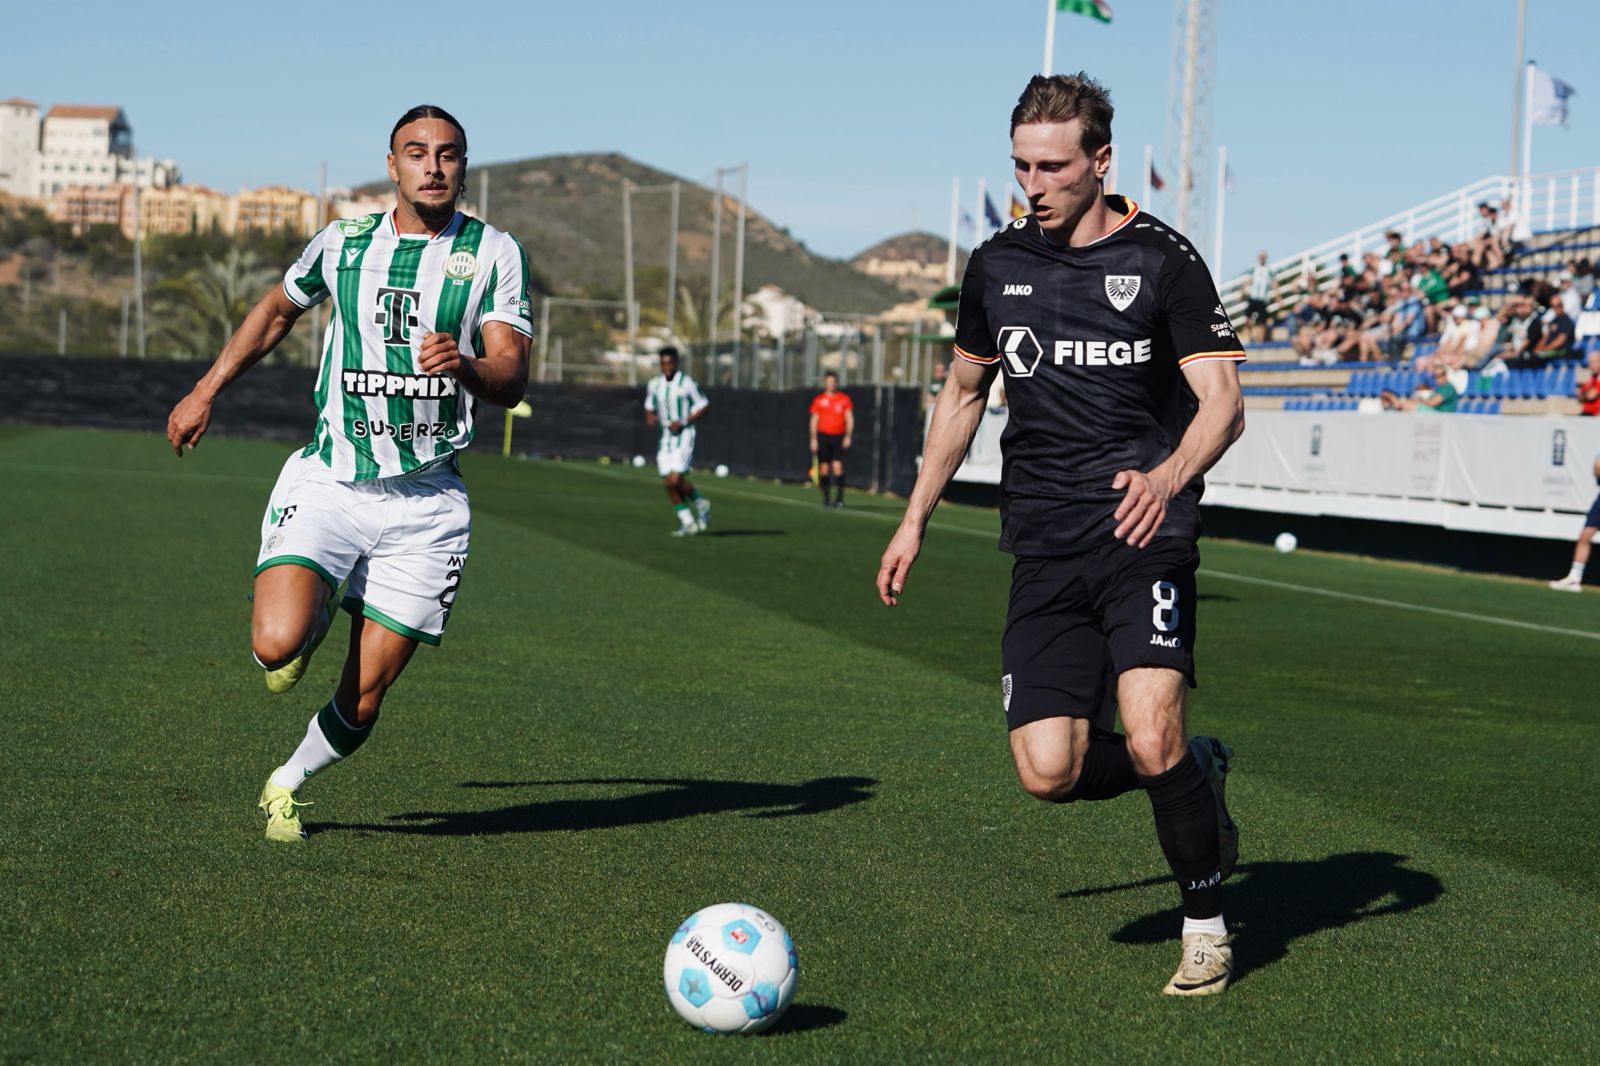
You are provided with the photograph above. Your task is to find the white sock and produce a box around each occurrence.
[268,704,344,789]
[1183,914,1228,938]
[1569,562,1586,581]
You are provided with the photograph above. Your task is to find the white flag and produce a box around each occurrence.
[1531,66,1577,127]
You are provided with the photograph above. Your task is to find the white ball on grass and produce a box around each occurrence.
[632,455,646,468]
[715,464,730,478]
[1274,532,1298,554]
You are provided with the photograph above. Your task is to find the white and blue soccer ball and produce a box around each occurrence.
[1275,531,1299,554]
[663,902,797,1034]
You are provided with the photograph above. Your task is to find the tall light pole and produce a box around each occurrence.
[731,163,747,382]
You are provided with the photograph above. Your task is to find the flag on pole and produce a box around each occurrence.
[1009,194,1028,220]
[1530,66,1577,127]
[984,193,1004,230]
[960,208,975,238]
[1224,164,1236,194]
[1149,165,1166,192]
[1057,0,1113,23]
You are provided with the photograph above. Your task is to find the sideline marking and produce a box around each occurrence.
[560,461,1600,641]
[1203,569,1600,642]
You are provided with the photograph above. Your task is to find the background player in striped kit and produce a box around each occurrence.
[165,105,533,843]
[644,347,711,536]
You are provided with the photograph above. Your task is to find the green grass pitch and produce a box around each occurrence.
[2,426,1596,1062]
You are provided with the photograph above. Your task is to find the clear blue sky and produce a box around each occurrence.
[5,0,1593,280]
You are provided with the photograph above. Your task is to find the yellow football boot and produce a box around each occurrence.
[257,780,309,844]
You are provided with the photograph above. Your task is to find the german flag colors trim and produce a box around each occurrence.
[955,344,1001,365]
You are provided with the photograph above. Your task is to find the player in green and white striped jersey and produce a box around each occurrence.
[166,106,532,844]
[643,347,711,535]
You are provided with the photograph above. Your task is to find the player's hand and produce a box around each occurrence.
[166,390,213,457]
[668,419,685,433]
[877,522,923,607]
[843,436,852,450]
[1111,468,1175,548]
[417,331,462,375]
[809,439,818,453]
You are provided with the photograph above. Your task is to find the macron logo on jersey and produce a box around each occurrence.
[997,326,1044,376]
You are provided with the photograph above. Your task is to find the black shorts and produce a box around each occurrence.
[1586,492,1600,528]
[1244,298,1269,325]
[816,433,846,464]
[1001,537,1199,731]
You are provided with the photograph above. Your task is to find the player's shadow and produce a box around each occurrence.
[702,529,786,537]
[311,775,876,837]
[1059,851,1443,987]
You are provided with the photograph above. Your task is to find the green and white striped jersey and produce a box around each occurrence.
[644,371,709,443]
[282,209,534,481]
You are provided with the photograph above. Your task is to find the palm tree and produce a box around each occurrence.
[148,246,277,359]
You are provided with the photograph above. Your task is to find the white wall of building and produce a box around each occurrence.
[0,100,40,199]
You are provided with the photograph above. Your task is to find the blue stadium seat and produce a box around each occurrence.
[1486,400,1501,415]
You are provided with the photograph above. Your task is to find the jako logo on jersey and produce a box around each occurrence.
[1150,633,1183,648]
[375,287,422,344]
[1052,338,1154,366]
[996,326,1044,376]
[1002,284,1033,296]
[1105,275,1141,311]
[342,370,459,398]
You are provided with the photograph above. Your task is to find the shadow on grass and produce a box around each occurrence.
[702,529,787,537]
[767,1003,847,1035]
[310,775,876,837]
[1059,851,1443,987]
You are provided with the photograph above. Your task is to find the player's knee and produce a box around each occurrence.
[1015,762,1081,803]
[251,622,304,670]
[1125,729,1182,777]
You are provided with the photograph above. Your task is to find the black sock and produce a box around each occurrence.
[834,477,844,504]
[1140,751,1222,919]
[819,474,830,501]
[1065,729,1140,801]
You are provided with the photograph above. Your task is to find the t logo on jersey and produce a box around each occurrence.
[1105,275,1141,312]
[996,326,1044,377]
[375,287,422,345]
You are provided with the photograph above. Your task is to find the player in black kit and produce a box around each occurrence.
[877,73,1247,995]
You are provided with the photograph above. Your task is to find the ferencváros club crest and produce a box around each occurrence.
[1104,275,1141,312]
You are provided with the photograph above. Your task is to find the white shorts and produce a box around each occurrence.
[657,428,696,476]
[255,450,470,645]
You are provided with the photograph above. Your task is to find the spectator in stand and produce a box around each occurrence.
[1555,271,1582,320]
[1465,305,1503,369]
[1380,362,1460,412]
[1531,291,1575,364]
[1338,253,1358,281]
[1442,244,1480,297]
[1548,448,1600,591]
[1496,293,1545,370]
[1572,259,1595,306]
[1382,231,1406,275]
[1389,284,1428,365]
[1470,202,1504,269]
[1433,303,1479,367]
[1575,350,1600,416]
[1244,250,1273,343]
[1412,269,1450,332]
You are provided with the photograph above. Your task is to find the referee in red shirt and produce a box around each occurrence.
[808,371,854,507]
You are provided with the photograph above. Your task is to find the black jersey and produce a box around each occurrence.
[954,195,1245,557]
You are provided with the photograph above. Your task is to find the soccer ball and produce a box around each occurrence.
[631,455,646,468]
[715,464,730,478]
[1275,532,1298,554]
[663,903,797,1034]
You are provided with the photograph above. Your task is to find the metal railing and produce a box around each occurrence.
[1218,167,1600,324]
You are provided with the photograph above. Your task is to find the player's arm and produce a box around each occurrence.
[418,321,529,408]
[166,284,306,456]
[425,233,534,407]
[843,407,854,448]
[877,355,998,606]
[1113,358,1244,547]
[1113,253,1246,547]
[808,411,819,451]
